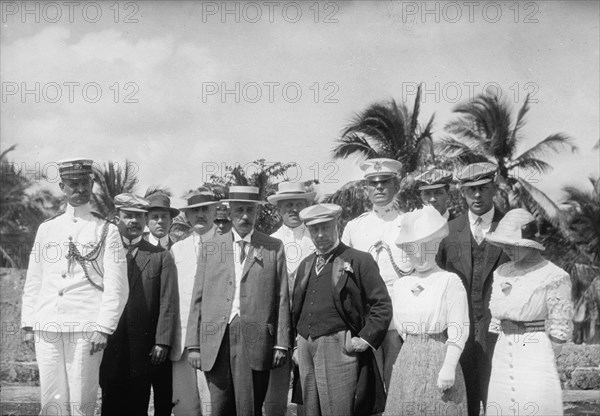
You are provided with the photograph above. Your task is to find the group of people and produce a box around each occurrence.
[20,157,573,416]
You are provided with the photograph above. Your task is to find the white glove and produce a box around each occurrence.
[437,343,462,391]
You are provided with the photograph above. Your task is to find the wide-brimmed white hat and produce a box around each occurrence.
[395,206,449,245]
[222,186,267,204]
[485,208,544,251]
[267,182,316,204]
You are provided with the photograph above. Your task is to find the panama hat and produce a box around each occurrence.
[395,205,449,245]
[267,182,316,204]
[222,186,267,204]
[485,208,545,251]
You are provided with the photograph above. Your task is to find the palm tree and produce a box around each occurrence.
[91,160,139,217]
[333,84,435,175]
[0,145,61,267]
[331,84,436,213]
[436,93,577,225]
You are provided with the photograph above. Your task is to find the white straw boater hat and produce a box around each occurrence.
[485,208,545,251]
[267,182,316,205]
[222,186,267,204]
[395,206,449,245]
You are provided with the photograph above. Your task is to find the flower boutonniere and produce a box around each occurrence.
[253,247,263,262]
[342,261,354,274]
[501,281,512,295]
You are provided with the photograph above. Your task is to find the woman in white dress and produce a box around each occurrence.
[485,208,572,416]
[384,206,470,416]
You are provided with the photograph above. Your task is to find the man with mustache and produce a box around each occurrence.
[21,159,128,416]
[186,186,291,416]
[341,158,413,392]
[264,181,316,416]
[144,192,180,250]
[436,162,509,416]
[170,187,219,416]
[100,193,179,416]
[292,204,392,415]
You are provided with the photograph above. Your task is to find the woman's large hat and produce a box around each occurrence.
[222,186,267,204]
[267,182,316,204]
[485,208,544,251]
[395,205,449,245]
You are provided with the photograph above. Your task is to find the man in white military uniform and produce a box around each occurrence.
[264,182,315,416]
[21,158,128,416]
[170,187,218,416]
[341,158,414,392]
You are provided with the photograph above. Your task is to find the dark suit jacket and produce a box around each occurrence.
[436,209,509,351]
[185,230,291,372]
[102,239,179,379]
[292,243,392,415]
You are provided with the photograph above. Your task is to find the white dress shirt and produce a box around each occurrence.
[229,228,254,323]
[468,206,495,236]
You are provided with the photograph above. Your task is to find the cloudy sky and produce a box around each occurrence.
[1,0,598,207]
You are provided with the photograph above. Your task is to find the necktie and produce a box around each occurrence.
[238,241,247,264]
[473,216,484,245]
[315,255,326,274]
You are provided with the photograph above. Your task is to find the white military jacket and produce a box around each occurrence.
[341,202,412,291]
[21,203,128,334]
[170,225,216,360]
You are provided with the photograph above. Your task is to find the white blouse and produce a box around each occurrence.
[392,269,470,349]
[488,260,573,342]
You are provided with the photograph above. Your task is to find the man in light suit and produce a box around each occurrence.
[265,181,316,416]
[437,162,510,416]
[171,188,219,416]
[100,193,179,416]
[186,186,291,416]
[21,158,128,416]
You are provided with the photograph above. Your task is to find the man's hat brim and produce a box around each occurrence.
[180,201,218,210]
[459,177,494,187]
[418,183,449,191]
[267,191,316,205]
[147,206,180,217]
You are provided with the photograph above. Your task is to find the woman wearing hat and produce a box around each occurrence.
[485,208,572,415]
[385,206,469,415]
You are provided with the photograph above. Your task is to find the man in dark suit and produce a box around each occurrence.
[186,186,291,416]
[144,192,180,250]
[292,204,392,416]
[437,163,509,416]
[100,193,179,416]
[415,168,456,221]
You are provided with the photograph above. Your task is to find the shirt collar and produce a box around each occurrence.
[148,233,170,247]
[468,206,495,227]
[373,200,400,219]
[442,210,450,220]
[122,236,142,247]
[232,228,254,244]
[65,203,92,218]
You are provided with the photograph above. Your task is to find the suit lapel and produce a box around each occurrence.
[331,255,348,294]
[241,233,260,279]
[456,215,473,284]
[131,247,151,289]
[481,209,505,285]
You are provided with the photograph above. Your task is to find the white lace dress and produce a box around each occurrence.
[486,260,572,416]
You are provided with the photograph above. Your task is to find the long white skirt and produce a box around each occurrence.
[486,330,563,416]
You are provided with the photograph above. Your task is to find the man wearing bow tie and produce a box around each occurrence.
[341,158,413,392]
[100,193,179,416]
[292,204,392,415]
[437,162,509,416]
[186,186,291,416]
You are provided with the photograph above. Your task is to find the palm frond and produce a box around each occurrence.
[332,134,380,160]
[515,134,577,165]
[144,186,172,197]
[514,178,565,227]
[509,94,530,148]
